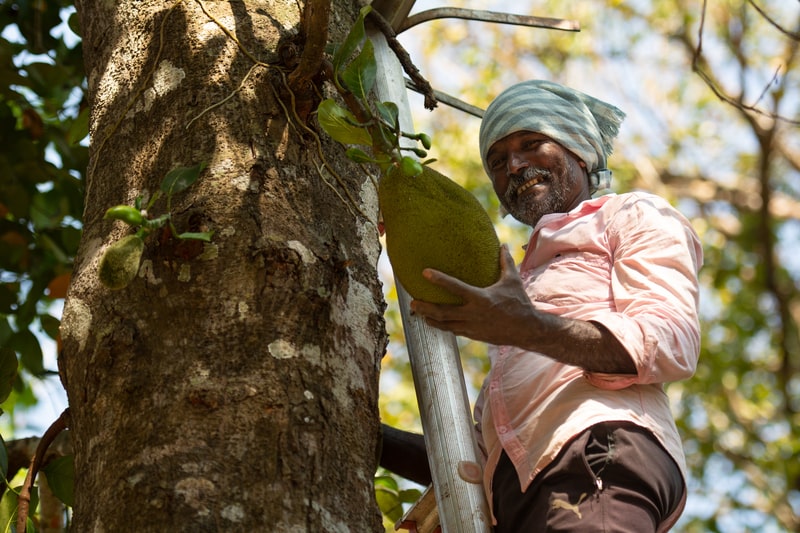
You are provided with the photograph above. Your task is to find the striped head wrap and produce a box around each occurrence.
[479,80,626,193]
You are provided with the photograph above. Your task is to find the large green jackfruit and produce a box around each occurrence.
[379,165,501,305]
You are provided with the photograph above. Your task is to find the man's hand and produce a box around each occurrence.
[410,245,637,374]
[409,245,539,347]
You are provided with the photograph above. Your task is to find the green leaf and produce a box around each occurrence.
[8,330,44,376]
[66,107,89,146]
[176,231,213,242]
[14,280,46,330]
[376,102,399,131]
[332,5,372,75]
[340,38,376,101]
[374,478,403,522]
[0,285,17,314]
[374,475,399,491]
[39,315,60,341]
[0,434,8,480]
[374,121,398,156]
[42,455,74,507]
[0,348,18,405]
[0,488,18,533]
[160,163,206,195]
[67,11,81,37]
[399,488,422,504]
[316,99,372,146]
[0,486,38,533]
[30,189,68,230]
[145,190,162,211]
[345,147,375,164]
[24,62,66,99]
[0,319,11,346]
[40,233,71,265]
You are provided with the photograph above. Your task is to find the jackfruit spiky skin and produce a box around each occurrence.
[98,234,144,290]
[379,165,501,305]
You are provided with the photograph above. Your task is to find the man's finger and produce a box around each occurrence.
[500,244,514,273]
[422,268,473,296]
[410,300,452,322]
[498,244,522,282]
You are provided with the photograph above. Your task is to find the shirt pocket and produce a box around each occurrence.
[526,251,613,309]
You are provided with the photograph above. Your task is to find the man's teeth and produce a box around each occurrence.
[517,177,543,195]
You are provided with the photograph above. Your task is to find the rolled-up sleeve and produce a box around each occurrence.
[585,195,703,386]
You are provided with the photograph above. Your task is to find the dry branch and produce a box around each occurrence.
[692,0,800,125]
[366,8,438,110]
[288,0,331,93]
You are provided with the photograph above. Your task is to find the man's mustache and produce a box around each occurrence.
[504,167,552,203]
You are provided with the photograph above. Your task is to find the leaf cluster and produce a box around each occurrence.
[103,163,212,242]
[374,473,422,527]
[98,163,212,291]
[0,2,83,528]
[1,2,86,396]
[0,3,81,478]
[0,435,73,532]
[316,6,434,179]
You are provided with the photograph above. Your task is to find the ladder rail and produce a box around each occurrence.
[367,23,492,533]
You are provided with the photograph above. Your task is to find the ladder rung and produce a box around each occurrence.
[395,485,440,533]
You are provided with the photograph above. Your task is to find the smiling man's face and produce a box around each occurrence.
[485,131,591,227]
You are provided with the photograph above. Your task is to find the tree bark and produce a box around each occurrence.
[60,1,385,531]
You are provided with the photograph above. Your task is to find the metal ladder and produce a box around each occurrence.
[367,3,580,531]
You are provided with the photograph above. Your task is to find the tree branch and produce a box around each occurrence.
[17,409,71,533]
[366,9,438,110]
[747,0,800,40]
[288,0,331,93]
[685,0,799,417]
[690,0,800,125]
[637,167,800,221]
[6,434,73,483]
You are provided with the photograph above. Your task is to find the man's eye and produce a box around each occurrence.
[489,157,505,170]
[523,140,544,150]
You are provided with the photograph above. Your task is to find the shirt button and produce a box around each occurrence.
[498,426,508,434]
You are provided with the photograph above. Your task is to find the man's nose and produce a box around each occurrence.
[507,151,528,176]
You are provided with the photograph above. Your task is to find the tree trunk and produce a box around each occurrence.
[60,1,385,531]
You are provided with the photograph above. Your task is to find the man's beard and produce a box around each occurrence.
[502,166,569,227]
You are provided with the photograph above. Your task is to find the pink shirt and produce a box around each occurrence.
[474,192,703,517]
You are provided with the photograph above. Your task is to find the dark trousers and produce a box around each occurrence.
[492,422,684,532]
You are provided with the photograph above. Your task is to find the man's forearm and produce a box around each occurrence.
[379,424,432,486]
[409,252,638,375]
[520,312,637,374]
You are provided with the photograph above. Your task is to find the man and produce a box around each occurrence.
[380,80,703,532]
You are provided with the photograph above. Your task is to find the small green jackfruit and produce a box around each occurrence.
[379,165,501,305]
[98,235,144,290]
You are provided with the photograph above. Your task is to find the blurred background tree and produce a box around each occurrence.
[379,1,800,532]
[0,0,84,430]
[0,0,798,531]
